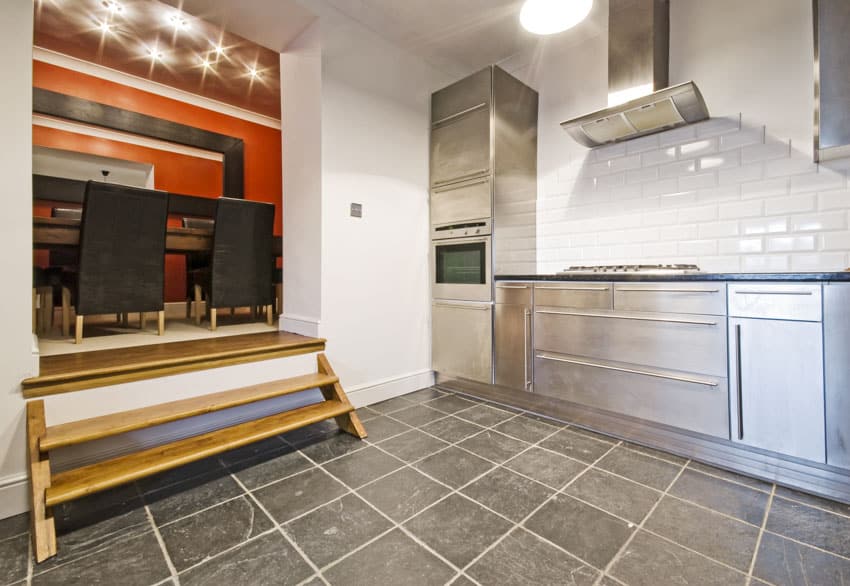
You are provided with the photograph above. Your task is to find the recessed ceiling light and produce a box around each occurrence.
[102,0,124,14]
[147,47,164,61]
[200,56,212,69]
[167,13,190,30]
[520,0,593,35]
[213,43,225,56]
[97,20,113,33]
[248,66,260,79]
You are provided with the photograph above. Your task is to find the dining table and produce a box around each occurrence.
[33,216,283,256]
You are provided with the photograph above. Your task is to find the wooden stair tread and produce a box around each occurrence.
[40,373,339,452]
[23,331,326,398]
[46,399,353,507]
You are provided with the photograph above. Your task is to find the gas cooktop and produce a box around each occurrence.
[560,264,702,275]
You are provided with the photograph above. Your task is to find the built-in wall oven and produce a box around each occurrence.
[431,220,491,302]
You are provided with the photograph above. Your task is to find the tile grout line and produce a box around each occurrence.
[745,484,776,586]
[25,534,33,586]
[592,458,692,586]
[143,505,180,585]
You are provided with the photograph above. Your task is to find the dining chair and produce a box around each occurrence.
[191,198,275,330]
[181,217,214,319]
[62,182,169,343]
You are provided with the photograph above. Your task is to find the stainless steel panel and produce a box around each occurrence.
[495,301,532,391]
[534,352,729,438]
[608,0,669,98]
[432,301,492,384]
[431,67,492,125]
[431,235,491,302]
[534,309,726,377]
[533,282,613,310]
[824,282,850,470]
[431,177,492,227]
[614,282,726,316]
[430,105,491,187]
[495,282,532,305]
[728,283,822,321]
[814,0,850,161]
[729,317,825,463]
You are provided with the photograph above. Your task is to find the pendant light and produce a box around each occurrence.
[520,0,593,35]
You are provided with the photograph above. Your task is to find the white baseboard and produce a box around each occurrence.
[0,474,29,519]
[347,369,435,408]
[280,314,321,337]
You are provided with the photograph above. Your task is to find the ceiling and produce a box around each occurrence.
[33,0,284,118]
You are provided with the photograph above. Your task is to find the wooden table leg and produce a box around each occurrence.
[158,310,165,336]
[75,315,84,344]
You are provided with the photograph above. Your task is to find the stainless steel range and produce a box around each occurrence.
[560,264,702,275]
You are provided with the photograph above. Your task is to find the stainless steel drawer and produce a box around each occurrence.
[534,309,726,377]
[534,352,729,438]
[533,282,613,310]
[496,282,532,305]
[432,301,492,384]
[431,67,491,125]
[430,106,491,187]
[431,176,492,226]
[728,283,822,321]
[614,282,727,316]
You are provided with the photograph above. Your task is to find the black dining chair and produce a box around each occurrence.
[191,198,275,330]
[61,181,169,343]
[181,217,214,319]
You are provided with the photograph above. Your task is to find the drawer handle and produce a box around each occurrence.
[433,177,489,193]
[432,102,488,127]
[434,302,492,311]
[535,309,717,326]
[432,169,491,187]
[618,288,720,293]
[735,324,744,440]
[734,290,814,296]
[497,285,530,289]
[536,286,611,291]
[536,354,719,387]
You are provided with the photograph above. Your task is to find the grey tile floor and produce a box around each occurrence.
[3,387,850,585]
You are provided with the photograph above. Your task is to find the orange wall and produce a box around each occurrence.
[33,61,282,302]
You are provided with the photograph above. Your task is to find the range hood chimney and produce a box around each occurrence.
[561,0,709,147]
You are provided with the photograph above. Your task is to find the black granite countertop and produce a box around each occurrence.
[496,272,850,282]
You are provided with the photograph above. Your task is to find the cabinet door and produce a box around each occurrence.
[432,302,492,383]
[729,318,825,462]
[495,302,532,391]
[431,106,491,187]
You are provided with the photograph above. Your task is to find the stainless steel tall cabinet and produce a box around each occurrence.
[430,66,538,385]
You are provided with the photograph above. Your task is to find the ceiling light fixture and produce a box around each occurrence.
[147,47,164,61]
[248,66,260,79]
[97,20,113,33]
[213,43,225,56]
[520,0,592,35]
[200,56,212,69]
[167,13,190,30]
[102,0,124,14]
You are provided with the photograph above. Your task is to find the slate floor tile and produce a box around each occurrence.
[217,437,288,467]
[403,388,446,404]
[622,442,688,465]
[539,429,613,463]
[493,414,560,444]
[669,469,769,524]
[280,420,339,446]
[414,447,495,488]
[179,531,313,586]
[404,494,513,568]
[505,446,587,490]
[525,494,634,569]
[424,395,477,415]
[391,404,448,427]
[355,406,382,422]
[368,396,415,415]
[284,493,392,568]
[360,416,410,442]
[468,528,598,586]
[321,446,404,489]
[0,534,29,586]
[457,430,530,464]
[766,497,850,558]
[687,461,772,492]
[0,514,28,541]
[596,446,683,491]
[32,532,170,586]
[137,457,226,493]
[145,473,244,525]
[454,404,516,427]
[323,529,454,586]
[753,531,850,586]
[376,429,449,463]
[227,446,314,490]
[610,530,747,586]
[565,469,662,524]
[420,416,484,444]
[644,496,759,570]
[358,467,450,523]
[565,425,617,444]
[296,431,367,464]
[773,486,850,518]
[159,496,272,572]
[252,468,348,524]
[461,467,553,522]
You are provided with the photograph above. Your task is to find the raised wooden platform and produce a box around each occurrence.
[23,331,326,398]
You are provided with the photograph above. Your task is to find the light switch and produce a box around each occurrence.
[350,203,363,218]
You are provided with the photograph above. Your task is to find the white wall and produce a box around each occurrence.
[0,0,37,518]
[502,0,850,273]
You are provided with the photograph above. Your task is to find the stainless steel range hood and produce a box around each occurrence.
[561,0,710,148]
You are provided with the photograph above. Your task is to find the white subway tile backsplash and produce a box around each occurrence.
[741,255,790,272]
[587,160,613,176]
[719,127,764,151]
[791,252,847,271]
[609,154,643,172]
[765,235,816,252]
[679,139,718,159]
[695,116,741,137]
[790,211,847,233]
[678,205,718,224]
[659,160,698,178]
[789,170,846,194]
[593,142,627,161]
[718,163,762,186]
[741,141,789,164]
[699,151,740,171]
[658,125,697,147]
[697,185,741,203]
[642,178,681,197]
[610,184,643,200]
[658,191,698,208]
[641,147,677,167]
[821,231,850,251]
[678,239,718,256]
[698,221,739,239]
[596,172,626,189]
[719,237,763,255]
[741,217,788,235]
[741,177,789,199]
[641,209,679,226]
[765,155,818,178]
[679,172,718,191]
[764,194,816,215]
[626,133,661,154]
[660,224,698,241]
[626,167,660,184]
[719,199,764,219]
[643,241,678,257]
[818,189,850,210]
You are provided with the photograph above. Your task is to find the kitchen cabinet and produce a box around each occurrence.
[494,283,532,391]
[824,282,850,470]
[728,283,825,463]
[432,300,492,384]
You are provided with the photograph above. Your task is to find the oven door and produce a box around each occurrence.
[432,235,492,302]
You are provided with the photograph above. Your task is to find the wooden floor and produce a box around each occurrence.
[23,331,326,398]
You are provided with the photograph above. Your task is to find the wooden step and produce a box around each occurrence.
[39,372,339,452]
[23,331,326,398]
[45,399,353,507]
